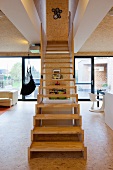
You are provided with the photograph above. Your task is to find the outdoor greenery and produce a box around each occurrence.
[10,62,22,81]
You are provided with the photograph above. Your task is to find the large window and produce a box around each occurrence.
[0,57,22,99]
[0,57,41,100]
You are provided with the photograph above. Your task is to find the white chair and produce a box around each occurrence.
[89,93,104,112]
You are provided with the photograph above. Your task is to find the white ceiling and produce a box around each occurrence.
[0,0,113,54]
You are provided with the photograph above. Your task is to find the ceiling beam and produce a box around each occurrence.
[73,0,113,53]
[0,0,41,44]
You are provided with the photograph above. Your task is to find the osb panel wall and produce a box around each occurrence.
[79,15,113,53]
[46,0,68,41]
[34,0,46,33]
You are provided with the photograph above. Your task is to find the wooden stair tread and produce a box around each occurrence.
[41,79,75,81]
[37,103,78,108]
[41,86,76,89]
[30,141,85,151]
[44,56,72,61]
[44,62,72,64]
[43,67,72,69]
[45,55,70,58]
[42,72,73,74]
[46,47,69,50]
[46,52,70,54]
[47,45,68,47]
[34,114,80,120]
[33,126,83,134]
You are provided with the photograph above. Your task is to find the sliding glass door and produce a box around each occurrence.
[74,57,94,100]
[0,57,22,99]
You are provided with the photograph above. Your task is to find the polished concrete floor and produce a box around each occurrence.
[0,101,113,170]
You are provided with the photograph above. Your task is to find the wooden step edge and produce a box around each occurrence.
[32,127,84,135]
[28,144,87,160]
[42,72,73,74]
[47,44,68,46]
[47,40,68,44]
[45,57,71,59]
[36,103,78,108]
[34,114,81,120]
[43,67,73,69]
[29,141,85,152]
[44,62,72,63]
[45,53,70,55]
[40,86,76,89]
[45,52,70,55]
[44,57,71,59]
[46,48,69,51]
[41,79,75,81]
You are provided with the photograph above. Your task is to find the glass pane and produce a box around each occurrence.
[77,84,91,99]
[25,58,41,99]
[94,57,112,93]
[75,58,91,83]
[0,58,22,99]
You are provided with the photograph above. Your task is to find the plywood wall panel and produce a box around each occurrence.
[46,0,69,41]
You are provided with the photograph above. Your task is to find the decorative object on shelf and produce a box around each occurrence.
[49,88,66,100]
[52,69,61,79]
[52,74,60,79]
[52,8,62,19]
[55,81,60,85]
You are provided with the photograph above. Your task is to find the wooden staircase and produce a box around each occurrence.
[28,41,87,160]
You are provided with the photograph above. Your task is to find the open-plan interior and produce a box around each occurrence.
[0,0,113,169]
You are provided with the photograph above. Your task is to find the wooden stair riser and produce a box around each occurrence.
[33,114,81,120]
[31,127,84,142]
[45,54,72,60]
[44,59,72,62]
[31,134,84,142]
[36,103,79,109]
[43,66,73,69]
[44,60,71,63]
[35,104,80,115]
[33,115,82,127]
[28,142,87,160]
[42,72,73,75]
[46,48,69,51]
[47,41,68,45]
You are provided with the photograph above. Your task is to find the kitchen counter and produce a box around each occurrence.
[105,91,113,130]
